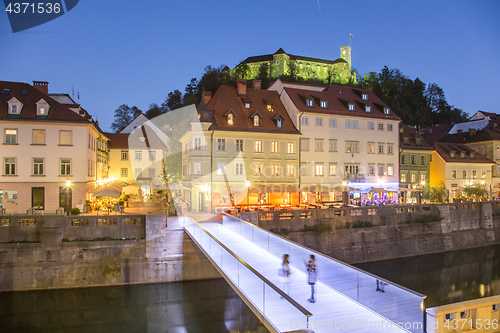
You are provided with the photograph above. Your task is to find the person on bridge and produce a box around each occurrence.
[279,254,291,297]
[304,255,317,303]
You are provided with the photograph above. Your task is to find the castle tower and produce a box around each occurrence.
[340,45,351,68]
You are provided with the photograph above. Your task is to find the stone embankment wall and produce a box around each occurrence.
[240,202,500,264]
[0,215,219,292]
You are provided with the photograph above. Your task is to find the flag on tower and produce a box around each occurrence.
[350,33,354,38]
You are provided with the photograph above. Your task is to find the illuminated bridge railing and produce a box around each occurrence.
[222,213,427,333]
[184,217,312,333]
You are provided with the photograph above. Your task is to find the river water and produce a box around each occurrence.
[356,244,500,308]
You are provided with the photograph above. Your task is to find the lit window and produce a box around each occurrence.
[4,158,16,175]
[267,104,273,112]
[228,114,234,125]
[287,142,295,154]
[473,170,477,179]
[400,173,407,182]
[368,142,375,154]
[33,158,44,175]
[59,130,72,145]
[346,141,359,153]
[33,129,45,144]
[254,162,263,176]
[348,103,355,111]
[306,99,314,107]
[271,164,281,176]
[36,99,50,116]
[254,115,260,126]
[452,170,457,179]
[365,106,371,113]
[411,155,417,165]
[411,174,417,182]
[60,159,71,176]
[320,100,327,108]
[245,103,251,108]
[421,155,426,165]
[401,155,407,164]
[287,164,295,177]
[271,141,279,153]
[5,129,17,144]
[315,163,324,176]
[255,140,263,152]
[217,163,226,175]
[387,165,394,176]
[329,163,337,176]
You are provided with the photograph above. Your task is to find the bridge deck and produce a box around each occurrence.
[194,222,414,333]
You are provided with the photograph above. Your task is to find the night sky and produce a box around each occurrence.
[1,0,499,131]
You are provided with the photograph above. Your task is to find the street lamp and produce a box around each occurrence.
[65,178,71,187]
[342,180,347,207]
[246,179,250,211]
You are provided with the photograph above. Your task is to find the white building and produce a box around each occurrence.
[0,80,108,213]
[269,81,401,204]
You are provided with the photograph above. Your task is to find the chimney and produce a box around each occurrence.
[469,128,476,137]
[253,80,261,90]
[202,91,212,104]
[33,81,48,95]
[236,78,247,96]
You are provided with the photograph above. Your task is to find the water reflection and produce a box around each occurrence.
[0,279,269,333]
[356,244,500,308]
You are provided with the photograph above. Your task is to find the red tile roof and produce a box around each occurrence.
[283,84,400,120]
[106,133,129,149]
[205,85,300,134]
[420,124,452,145]
[400,124,433,151]
[434,142,494,164]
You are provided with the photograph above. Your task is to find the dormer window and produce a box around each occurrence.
[36,99,50,116]
[267,104,273,112]
[254,115,260,127]
[306,99,314,107]
[7,97,23,115]
[348,103,355,111]
[365,106,371,113]
[245,102,251,109]
[416,138,421,146]
[384,108,390,115]
[403,137,409,146]
[450,152,455,158]
[320,100,327,108]
[470,152,475,159]
[277,118,282,128]
[362,93,368,100]
[228,113,234,125]
[460,152,465,159]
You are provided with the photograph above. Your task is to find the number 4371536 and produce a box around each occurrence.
[444,319,498,330]
[6,2,61,14]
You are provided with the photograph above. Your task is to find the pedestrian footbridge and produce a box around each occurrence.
[183,214,426,333]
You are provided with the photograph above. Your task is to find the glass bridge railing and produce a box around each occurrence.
[183,216,313,333]
[221,213,427,333]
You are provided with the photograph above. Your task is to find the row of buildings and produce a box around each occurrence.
[0,73,497,213]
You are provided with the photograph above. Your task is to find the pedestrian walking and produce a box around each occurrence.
[279,254,291,297]
[304,255,317,303]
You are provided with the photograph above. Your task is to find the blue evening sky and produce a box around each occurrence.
[1,0,499,131]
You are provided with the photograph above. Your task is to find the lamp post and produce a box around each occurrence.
[246,179,250,211]
[342,180,347,208]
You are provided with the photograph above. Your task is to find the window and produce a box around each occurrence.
[450,152,455,158]
[315,139,324,152]
[217,138,226,151]
[254,140,263,152]
[148,168,156,178]
[387,165,393,176]
[368,122,374,130]
[194,138,202,150]
[473,170,477,179]
[411,155,417,165]
[329,163,337,176]
[134,168,142,177]
[403,137,409,145]
[378,123,384,131]
[149,151,156,161]
[460,152,465,159]
[378,143,384,154]
[59,130,72,145]
[228,113,234,125]
[348,103,355,111]
[421,174,426,182]
[421,155,426,165]
[121,168,128,178]
[415,138,421,146]
[36,99,49,116]
[367,164,374,176]
[271,141,279,153]
[267,104,273,112]
[11,104,17,114]
[254,163,263,176]
[8,97,23,115]
[365,106,371,113]
[346,120,358,129]
[245,102,251,108]
[387,144,394,155]
[235,139,243,152]
[300,162,309,176]
[401,155,407,164]
[287,164,295,177]
[33,158,44,175]
[254,115,260,126]
[33,129,45,144]
[302,117,309,125]
[287,142,295,154]
[193,163,201,175]
[60,159,71,176]
[378,164,384,176]
[463,170,467,179]
[277,118,282,128]
[121,151,128,161]
[316,117,322,126]
[320,100,327,108]
[353,121,359,129]
[368,142,375,154]
[217,163,226,175]
[271,164,281,176]
[346,141,359,153]
[411,173,417,183]
[4,158,16,175]
[470,152,475,159]
[235,163,243,175]
[384,107,390,115]
[452,170,457,179]
[300,138,309,151]
[329,118,336,127]
[345,164,360,175]
[315,163,324,176]
[329,139,337,152]
[400,173,407,182]
[5,129,17,144]
[362,93,368,100]
[135,151,142,161]
[306,99,314,107]
[387,124,393,131]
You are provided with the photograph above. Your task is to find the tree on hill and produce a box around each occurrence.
[110,104,142,133]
